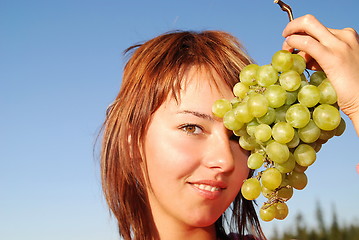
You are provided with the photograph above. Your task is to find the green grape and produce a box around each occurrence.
[271,50,294,72]
[318,129,336,141]
[234,101,253,123]
[266,141,290,164]
[275,105,290,123]
[286,90,298,105]
[247,93,269,117]
[277,185,293,200]
[233,82,249,100]
[335,117,346,136]
[293,163,308,173]
[318,79,337,104]
[279,177,290,188]
[264,85,287,108]
[257,107,276,125]
[272,122,295,144]
[246,119,259,137]
[246,88,257,98]
[275,202,289,220]
[212,99,232,118]
[261,185,274,199]
[279,70,302,91]
[298,120,321,143]
[239,63,259,86]
[260,203,277,222]
[255,148,266,155]
[223,109,243,131]
[317,139,328,145]
[247,152,265,169]
[241,178,261,200]
[309,141,322,152]
[287,130,300,149]
[313,104,341,131]
[230,98,241,109]
[256,65,279,87]
[254,124,272,143]
[261,167,282,190]
[239,135,257,151]
[300,73,308,82]
[233,125,247,137]
[258,139,272,148]
[294,144,317,167]
[291,54,306,74]
[310,71,327,86]
[286,103,310,128]
[274,152,296,173]
[288,171,308,190]
[300,79,309,88]
[298,85,320,108]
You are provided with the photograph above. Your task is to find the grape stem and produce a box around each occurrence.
[274,0,294,22]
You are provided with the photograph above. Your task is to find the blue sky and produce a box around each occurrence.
[1,0,359,239]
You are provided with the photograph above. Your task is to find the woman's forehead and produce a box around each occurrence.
[157,66,234,112]
[179,65,233,98]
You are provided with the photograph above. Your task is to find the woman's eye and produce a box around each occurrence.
[180,124,203,135]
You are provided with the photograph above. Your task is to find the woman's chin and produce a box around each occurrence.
[186,214,221,228]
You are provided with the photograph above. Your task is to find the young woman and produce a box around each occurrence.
[100,15,359,240]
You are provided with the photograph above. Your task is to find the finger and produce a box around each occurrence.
[329,27,359,46]
[284,34,331,66]
[282,40,323,71]
[282,40,294,52]
[282,14,338,45]
[330,27,358,36]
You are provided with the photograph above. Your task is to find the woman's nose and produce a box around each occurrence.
[203,132,235,173]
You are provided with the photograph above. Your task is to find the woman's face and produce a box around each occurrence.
[143,66,249,230]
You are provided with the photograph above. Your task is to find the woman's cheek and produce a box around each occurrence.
[146,130,204,173]
[231,142,250,183]
[165,134,205,168]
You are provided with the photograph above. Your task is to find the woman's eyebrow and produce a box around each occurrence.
[177,110,215,121]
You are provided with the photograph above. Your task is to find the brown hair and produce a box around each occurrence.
[101,30,266,240]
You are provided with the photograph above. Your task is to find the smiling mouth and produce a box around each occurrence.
[192,183,221,192]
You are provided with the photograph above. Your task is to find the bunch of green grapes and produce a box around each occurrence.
[212,50,346,222]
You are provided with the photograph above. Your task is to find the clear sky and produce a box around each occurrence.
[1,0,359,239]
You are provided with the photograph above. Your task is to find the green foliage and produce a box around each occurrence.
[270,202,359,240]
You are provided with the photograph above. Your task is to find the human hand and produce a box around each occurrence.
[282,14,359,135]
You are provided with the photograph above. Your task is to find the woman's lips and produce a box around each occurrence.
[192,183,221,192]
[188,180,227,200]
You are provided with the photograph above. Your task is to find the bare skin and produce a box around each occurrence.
[282,14,359,136]
[144,67,249,240]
